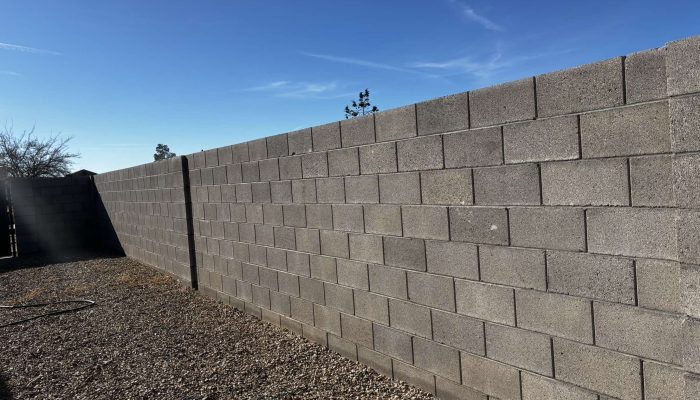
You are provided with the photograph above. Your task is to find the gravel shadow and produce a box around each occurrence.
[0,252,122,273]
[0,373,12,400]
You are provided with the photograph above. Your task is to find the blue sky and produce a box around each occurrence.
[1,0,699,173]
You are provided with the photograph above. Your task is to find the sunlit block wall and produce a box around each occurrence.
[99,35,700,400]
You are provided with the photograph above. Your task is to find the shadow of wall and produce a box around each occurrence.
[8,176,123,259]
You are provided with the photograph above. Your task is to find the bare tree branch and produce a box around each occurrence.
[0,125,80,177]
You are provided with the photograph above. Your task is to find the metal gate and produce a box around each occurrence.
[0,180,16,258]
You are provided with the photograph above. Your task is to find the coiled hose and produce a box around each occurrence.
[0,300,95,328]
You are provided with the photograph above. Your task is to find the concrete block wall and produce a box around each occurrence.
[93,34,700,399]
[93,156,194,282]
[10,176,96,255]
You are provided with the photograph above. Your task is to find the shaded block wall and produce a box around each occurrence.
[10,176,97,255]
[95,35,700,400]
[93,157,194,283]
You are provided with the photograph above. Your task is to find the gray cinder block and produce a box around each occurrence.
[449,206,509,245]
[642,361,685,400]
[291,179,316,203]
[328,334,357,360]
[510,207,585,251]
[470,78,536,128]
[299,276,325,304]
[416,91,470,136]
[241,161,260,183]
[288,128,313,155]
[431,309,484,354]
[337,259,369,290]
[314,304,340,335]
[670,95,700,152]
[455,279,514,325]
[580,101,670,158]
[485,323,553,376]
[388,298,432,338]
[332,204,364,232]
[553,338,641,400]
[357,347,392,378]
[279,156,302,180]
[413,337,461,383]
[474,164,541,205]
[425,240,478,279]
[340,313,373,348]
[274,226,296,250]
[521,372,597,400]
[312,122,341,151]
[375,105,417,142]
[625,48,667,103]
[636,259,681,313]
[435,376,487,400]
[353,290,389,324]
[282,204,306,228]
[368,264,408,299]
[359,142,397,174]
[306,204,333,230]
[479,245,546,290]
[443,127,502,168]
[397,136,444,171]
[315,177,345,204]
[270,181,292,203]
[345,175,379,204]
[324,283,354,313]
[515,289,593,344]
[587,207,677,259]
[594,301,683,364]
[259,159,280,182]
[460,353,521,400]
[678,210,700,265]
[349,233,384,264]
[248,138,268,161]
[393,360,436,394]
[630,154,674,207]
[673,152,700,208]
[295,228,320,254]
[503,115,579,164]
[287,251,310,277]
[666,35,700,96]
[407,271,455,312]
[341,115,375,147]
[290,297,314,325]
[420,168,473,205]
[536,57,624,117]
[401,205,449,240]
[383,236,426,271]
[320,230,349,258]
[364,204,403,236]
[278,271,300,296]
[378,172,421,204]
[328,147,360,177]
[310,255,337,283]
[301,152,328,178]
[251,182,271,203]
[547,250,636,304]
[266,134,289,158]
[542,158,629,206]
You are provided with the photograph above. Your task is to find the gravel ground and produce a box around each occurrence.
[0,256,434,400]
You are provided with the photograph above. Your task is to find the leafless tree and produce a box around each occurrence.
[0,125,80,177]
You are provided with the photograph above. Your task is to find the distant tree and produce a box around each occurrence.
[0,125,79,178]
[154,144,176,161]
[344,89,379,119]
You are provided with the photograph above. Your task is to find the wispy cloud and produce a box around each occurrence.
[413,50,508,80]
[0,70,22,77]
[301,52,440,78]
[244,80,352,99]
[448,1,502,31]
[0,42,61,56]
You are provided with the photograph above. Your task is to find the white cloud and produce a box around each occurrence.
[448,1,503,31]
[244,80,352,99]
[0,70,22,77]
[0,42,61,56]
